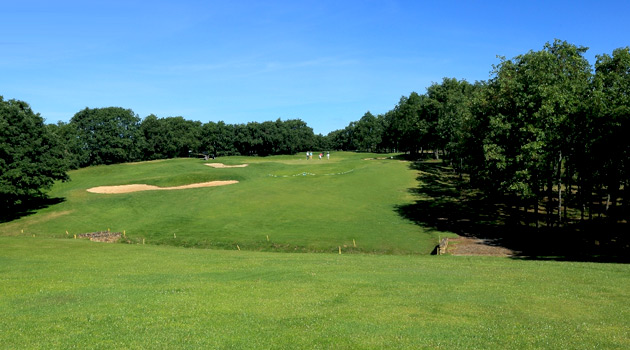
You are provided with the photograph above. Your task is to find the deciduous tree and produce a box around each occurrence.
[0,97,69,209]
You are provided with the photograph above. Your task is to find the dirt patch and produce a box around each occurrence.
[77,231,121,243]
[87,180,238,194]
[447,236,517,257]
[205,163,249,168]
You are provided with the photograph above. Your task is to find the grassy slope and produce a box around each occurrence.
[1,237,628,349]
[0,153,448,254]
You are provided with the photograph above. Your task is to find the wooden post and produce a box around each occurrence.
[438,238,449,255]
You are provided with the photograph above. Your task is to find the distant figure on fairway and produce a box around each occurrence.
[319,152,322,160]
[306,151,309,160]
[326,151,330,160]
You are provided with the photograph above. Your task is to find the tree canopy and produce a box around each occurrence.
[0,97,69,210]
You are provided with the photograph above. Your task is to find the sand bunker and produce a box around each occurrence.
[87,181,238,194]
[205,163,249,168]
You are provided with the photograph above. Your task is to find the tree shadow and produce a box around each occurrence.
[0,196,66,223]
[396,161,629,263]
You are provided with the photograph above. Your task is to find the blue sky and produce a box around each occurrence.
[2,0,629,135]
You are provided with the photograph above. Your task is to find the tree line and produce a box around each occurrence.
[2,39,629,229]
[333,39,630,228]
[50,110,323,169]
[1,104,324,211]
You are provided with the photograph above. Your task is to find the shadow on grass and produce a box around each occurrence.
[397,161,629,263]
[0,196,66,223]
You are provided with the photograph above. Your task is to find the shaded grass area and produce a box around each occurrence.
[1,237,629,349]
[397,160,630,262]
[0,196,65,223]
[0,153,444,254]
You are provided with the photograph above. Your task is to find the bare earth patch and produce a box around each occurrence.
[205,163,249,168]
[77,231,121,243]
[87,181,238,194]
[447,237,517,257]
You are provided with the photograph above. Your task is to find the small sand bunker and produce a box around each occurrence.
[205,163,249,168]
[87,180,238,194]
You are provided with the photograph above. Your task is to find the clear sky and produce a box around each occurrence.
[2,0,629,135]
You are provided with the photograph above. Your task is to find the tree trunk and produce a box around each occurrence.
[547,177,554,227]
[524,200,530,227]
[589,196,593,220]
[535,195,539,229]
[597,186,606,219]
[577,175,586,222]
[558,152,562,226]
[564,163,573,222]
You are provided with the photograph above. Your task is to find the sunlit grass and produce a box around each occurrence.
[1,237,628,349]
[0,152,449,254]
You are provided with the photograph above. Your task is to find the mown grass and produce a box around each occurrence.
[1,237,628,349]
[0,152,450,254]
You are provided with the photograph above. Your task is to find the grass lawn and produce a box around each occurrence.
[2,154,628,349]
[0,152,450,254]
[1,237,628,349]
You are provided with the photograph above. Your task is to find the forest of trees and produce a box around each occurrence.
[47,110,322,169]
[2,40,629,232]
[333,40,630,230]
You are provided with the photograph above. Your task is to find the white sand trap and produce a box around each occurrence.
[205,163,249,168]
[87,181,239,194]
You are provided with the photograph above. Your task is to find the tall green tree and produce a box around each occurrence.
[354,111,382,152]
[201,121,237,157]
[425,78,475,162]
[47,121,82,170]
[71,107,141,166]
[389,92,426,153]
[0,97,69,210]
[591,47,630,220]
[138,115,201,159]
[475,40,592,225]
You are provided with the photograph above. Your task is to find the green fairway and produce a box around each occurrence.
[1,237,628,349]
[0,152,448,254]
[2,154,629,349]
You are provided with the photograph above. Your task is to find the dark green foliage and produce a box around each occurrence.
[388,92,426,153]
[46,121,82,169]
[590,47,630,221]
[327,122,357,151]
[200,121,237,156]
[138,115,202,159]
[354,111,383,152]
[0,97,69,210]
[70,107,141,166]
[329,39,630,229]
